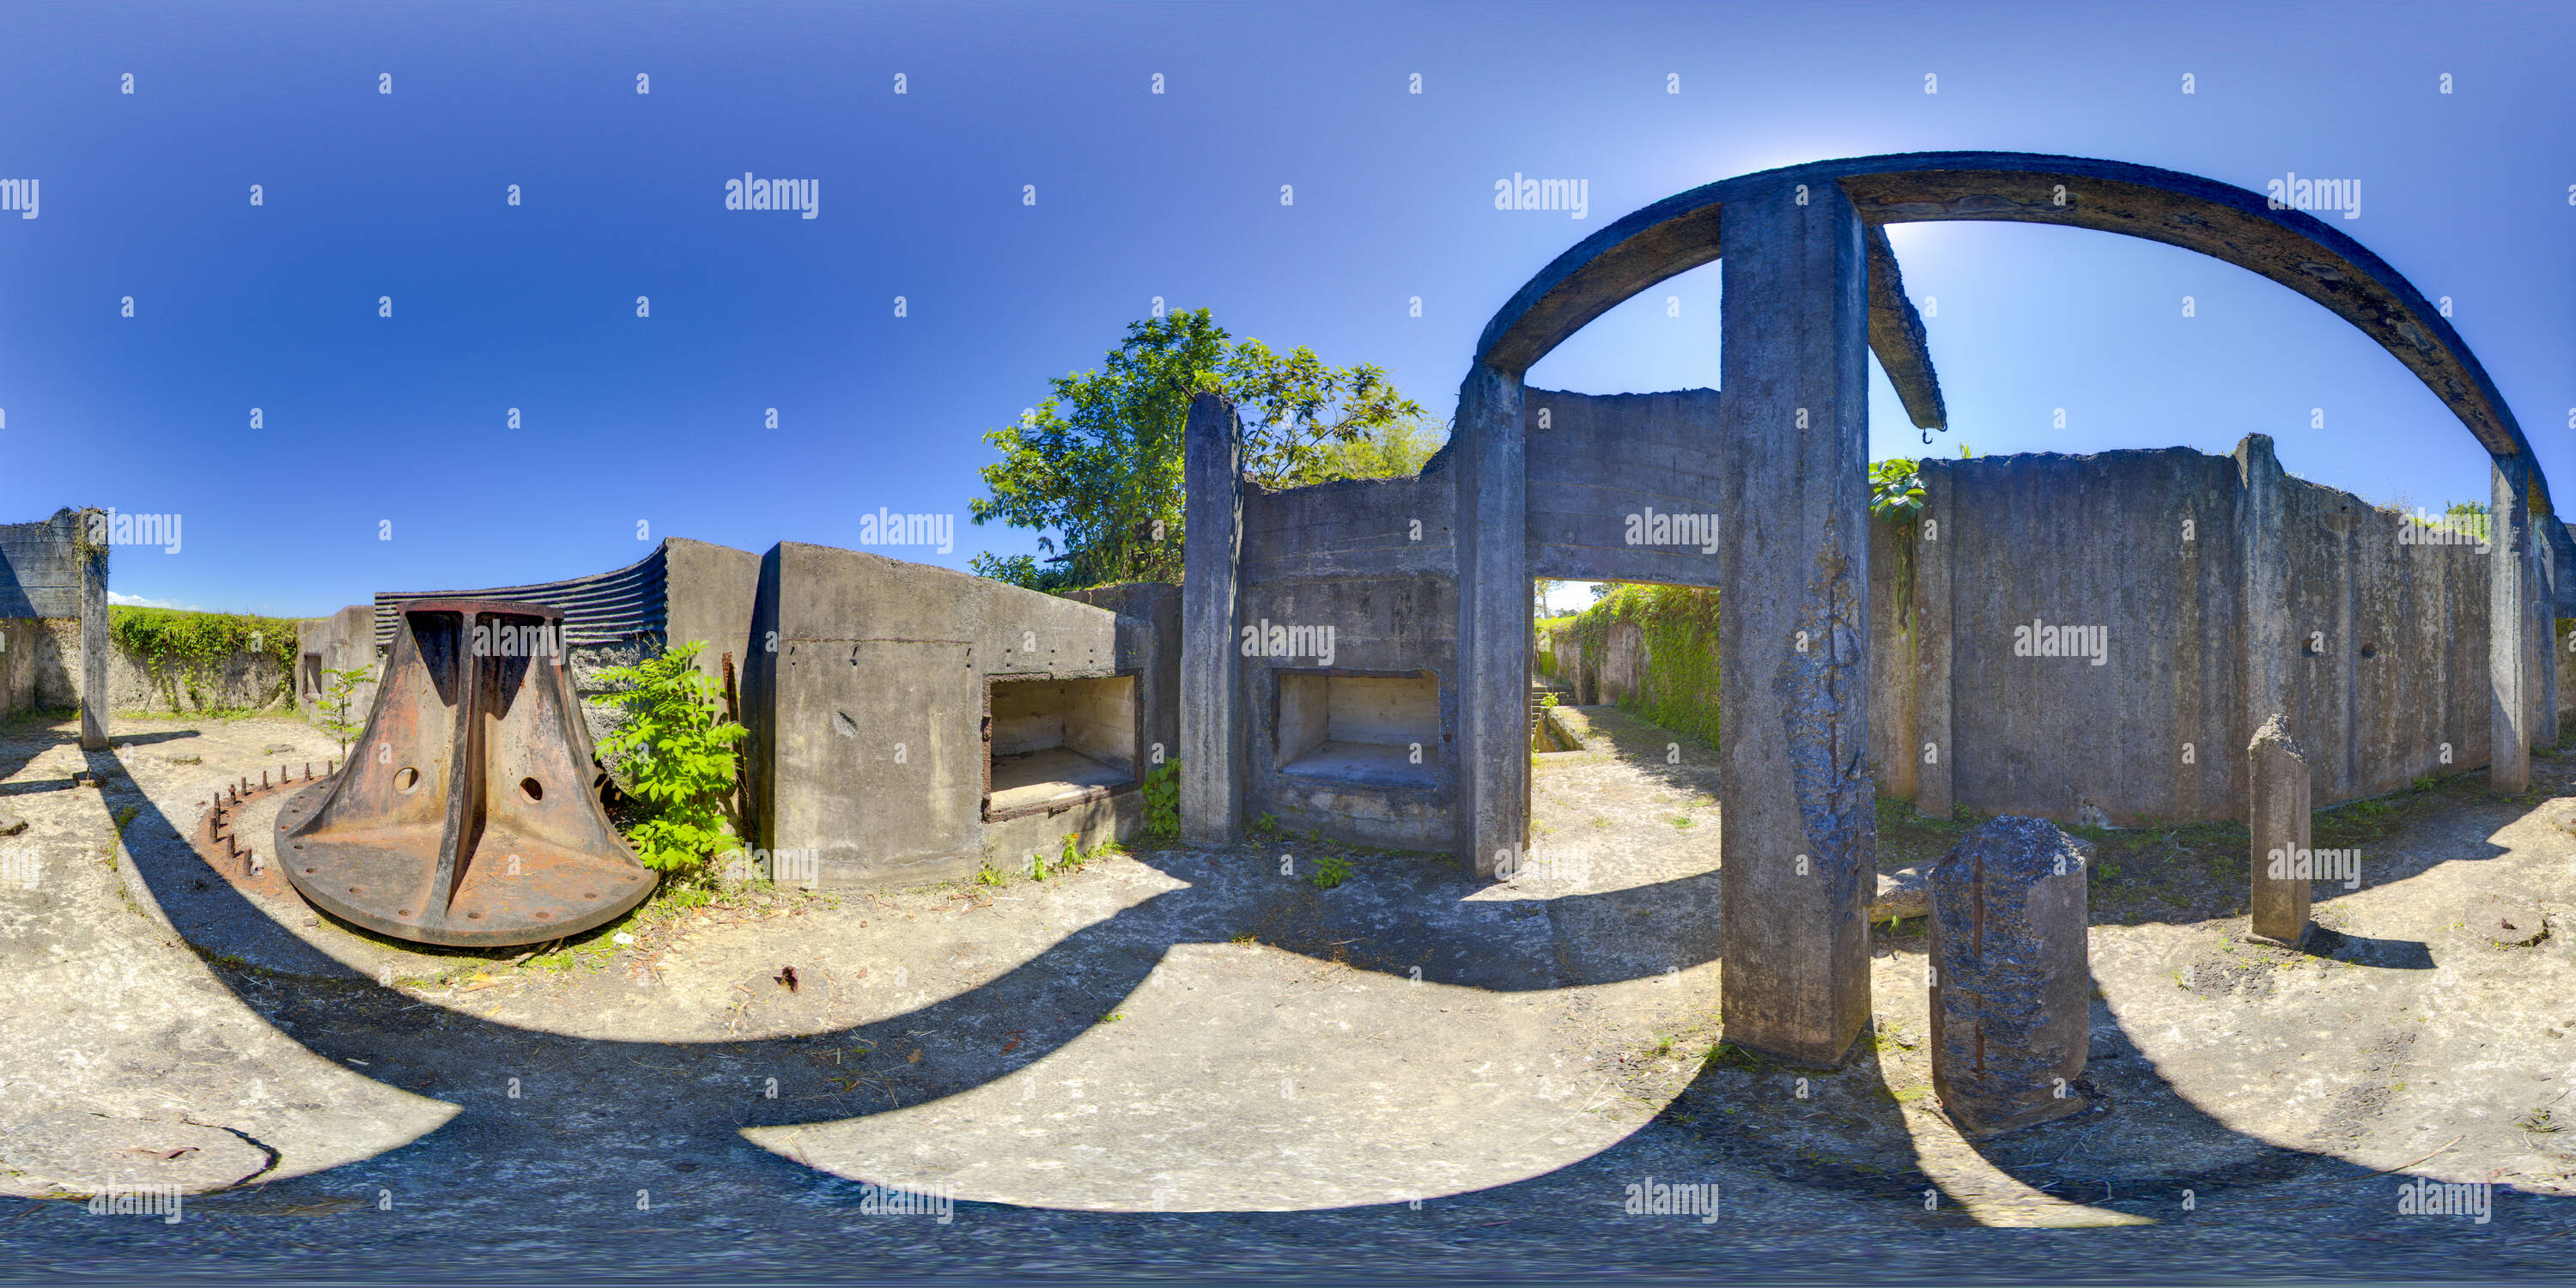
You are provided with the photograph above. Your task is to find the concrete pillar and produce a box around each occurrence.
[1454,361,1528,878]
[1928,816,2091,1137]
[1913,457,1955,820]
[2491,456,2531,793]
[2247,714,2312,946]
[2234,435,2291,761]
[1179,392,1245,845]
[2539,521,2561,749]
[1715,180,1874,1068]
[77,511,109,751]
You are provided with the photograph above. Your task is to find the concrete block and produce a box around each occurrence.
[2248,714,2312,945]
[77,513,108,750]
[1454,362,1528,877]
[1929,816,2091,1137]
[1181,392,1246,845]
[1713,179,1875,1068]
[744,542,1155,888]
[2493,457,2532,792]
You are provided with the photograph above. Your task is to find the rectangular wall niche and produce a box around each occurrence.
[1275,671,1440,789]
[985,675,1139,820]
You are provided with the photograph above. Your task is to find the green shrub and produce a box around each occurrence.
[313,663,376,756]
[589,642,745,880]
[1142,758,1182,842]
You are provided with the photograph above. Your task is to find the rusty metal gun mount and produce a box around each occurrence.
[277,599,653,947]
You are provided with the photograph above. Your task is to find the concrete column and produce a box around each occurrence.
[2539,521,2561,749]
[1928,817,2091,1137]
[2491,456,2530,793]
[1715,180,1874,1068]
[1454,361,1528,878]
[77,512,109,750]
[2247,714,2312,945]
[1913,457,1955,820]
[2234,435,2291,759]
[1179,392,1245,845]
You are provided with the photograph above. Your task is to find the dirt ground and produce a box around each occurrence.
[3,703,2573,1279]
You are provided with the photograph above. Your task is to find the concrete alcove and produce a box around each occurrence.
[984,673,1139,820]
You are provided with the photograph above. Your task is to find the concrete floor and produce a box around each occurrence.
[2,707,2572,1280]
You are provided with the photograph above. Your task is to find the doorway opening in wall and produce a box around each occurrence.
[982,674,1139,822]
[1274,669,1441,790]
[300,652,324,704]
[1532,580,1722,754]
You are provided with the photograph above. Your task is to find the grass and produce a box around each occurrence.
[1872,735,2573,928]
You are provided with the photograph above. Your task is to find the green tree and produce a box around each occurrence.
[969,308,1430,591]
[1305,415,1449,482]
[590,642,745,879]
[313,662,376,756]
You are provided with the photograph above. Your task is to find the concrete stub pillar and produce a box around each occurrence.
[2536,526,2559,748]
[1454,361,1528,878]
[1179,392,1245,845]
[77,509,110,751]
[1928,816,2090,1137]
[2491,456,2531,793]
[2234,435,2290,753]
[2247,714,2312,946]
[1913,457,1955,820]
[1715,179,1874,1067]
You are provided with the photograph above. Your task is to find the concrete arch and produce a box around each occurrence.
[1431,152,2561,1067]
[1472,150,2554,521]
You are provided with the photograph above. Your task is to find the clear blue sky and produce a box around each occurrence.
[2,1,2568,618]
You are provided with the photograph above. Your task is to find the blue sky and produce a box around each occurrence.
[1,0,2568,618]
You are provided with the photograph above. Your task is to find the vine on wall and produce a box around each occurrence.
[1541,584,1722,749]
[109,605,301,711]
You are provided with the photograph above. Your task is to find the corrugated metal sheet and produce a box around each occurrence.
[374,542,668,653]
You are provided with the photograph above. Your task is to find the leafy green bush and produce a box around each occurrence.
[590,642,745,880]
[109,605,301,710]
[1142,758,1182,843]
[1311,852,1352,890]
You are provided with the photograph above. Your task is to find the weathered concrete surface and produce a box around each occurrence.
[1929,817,2091,1137]
[1870,865,1930,923]
[1712,179,1874,1068]
[1522,387,1724,586]
[0,508,91,619]
[744,544,1157,889]
[1883,442,2494,827]
[662,537,762,692]
[78,521,107,750]
[1180,392,1246,846]
[1862,222,1945,434]
[1474,155,2558,533]
[2493,456,2533,793]
[2248,715,2314,946]
[1453,362,1528,878]
[295,605,380,728]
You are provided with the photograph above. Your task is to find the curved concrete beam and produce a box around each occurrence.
[1474,150,2552,517]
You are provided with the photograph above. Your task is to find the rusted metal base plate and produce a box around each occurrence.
[276,781,651,946]
[277,598,657,949]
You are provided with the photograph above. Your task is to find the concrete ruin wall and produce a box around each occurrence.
[0,511,88,720]
[1233,465,1461,852]
[297,605,381,731]
[745,543,1177,887]
[105,637,295,714]
[1874,445,2507,825]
